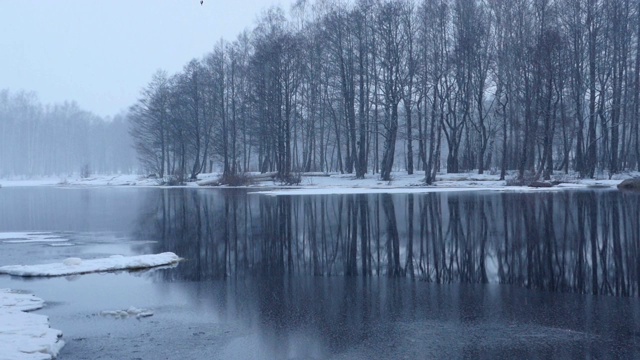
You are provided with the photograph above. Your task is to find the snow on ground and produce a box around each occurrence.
[0,174,162,188]
[252,171,633,196]
[0,171,637,194]
[0,289,64,360]
[0,252,181,277]
[254,186,505,196]
[0,232,69,244]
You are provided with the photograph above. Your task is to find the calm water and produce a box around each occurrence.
[0,187,639,359]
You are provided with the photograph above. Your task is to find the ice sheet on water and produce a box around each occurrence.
[0,289,44,312]
[0,232,68,244]
[0,252,181,277]
[0,289,64,360]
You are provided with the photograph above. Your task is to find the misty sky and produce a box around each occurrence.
[0,0,295,118]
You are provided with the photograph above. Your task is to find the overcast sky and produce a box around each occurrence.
[0,0,295,118]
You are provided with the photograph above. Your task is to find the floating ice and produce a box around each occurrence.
[0,289,44,312]
[100,306,154,320]
[0,289,64,360]
[0,252,181,277]
[0,232,68,244]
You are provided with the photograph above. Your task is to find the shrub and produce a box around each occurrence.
[276,172,302,186]
[219,173,254,186]
[163,175,181,186]
[505,171,537,186]
[80,163,91,179]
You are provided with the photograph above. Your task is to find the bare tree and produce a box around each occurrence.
[122,0,640,181]
[129,70,171,177]
[377,1,405,181]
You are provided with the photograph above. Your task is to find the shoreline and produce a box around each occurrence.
[0,171,636,194]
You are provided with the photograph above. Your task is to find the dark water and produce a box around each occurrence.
[0,187,639,359]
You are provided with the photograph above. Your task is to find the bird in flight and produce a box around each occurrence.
[200,0,203,4]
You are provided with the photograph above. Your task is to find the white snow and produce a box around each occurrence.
[0,232,68,244]
[0,252,181,277]
[206,170,632,195]
[253,187,495,196]
[0,171,636,194]
[100,306,154,319]
[250,171,634,195]
[0,290,45,312]
[61,258,82,266]
[0,289,64,360]
[0,174,162,188]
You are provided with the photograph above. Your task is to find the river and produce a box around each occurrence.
[0,187,638,359]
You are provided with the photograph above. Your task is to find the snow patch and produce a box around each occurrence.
[0,289,64,360]
[2,171,637,193]
[253,187,505,196]
[0,289,44,312]
[100,306,154,320]
[0,252,182,277]
[61,258,82,266]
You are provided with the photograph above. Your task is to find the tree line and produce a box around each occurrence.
[0,89,135,177]
[130,0,640,183]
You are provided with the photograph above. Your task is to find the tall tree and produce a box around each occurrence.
[377,1,405,181]
[129,70,171,178]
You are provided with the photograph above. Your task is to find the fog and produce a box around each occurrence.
[0,90,136,178]
[0,1,295,178]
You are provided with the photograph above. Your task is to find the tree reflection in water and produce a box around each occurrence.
[137,189,640,297]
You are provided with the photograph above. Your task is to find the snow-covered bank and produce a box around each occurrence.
[0,289,64,360]
[0,252,181,277]
[1,171,637,194]
[252,172,635,195]
[0,174,161,188]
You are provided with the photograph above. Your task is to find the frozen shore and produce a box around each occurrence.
[0,289,64,360]
[0,253,182,359]
[0,171,636,194]
[0,252,181,277]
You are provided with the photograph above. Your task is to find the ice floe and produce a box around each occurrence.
[0,232,68,244]
[0,289,64,360]
[0,252,181,277]
[100,306,154,320]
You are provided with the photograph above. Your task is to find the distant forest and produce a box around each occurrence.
[0,90,136,177]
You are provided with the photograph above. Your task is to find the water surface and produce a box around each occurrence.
[0,187,638,359]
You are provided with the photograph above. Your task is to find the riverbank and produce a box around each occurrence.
[0,171,637,194]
